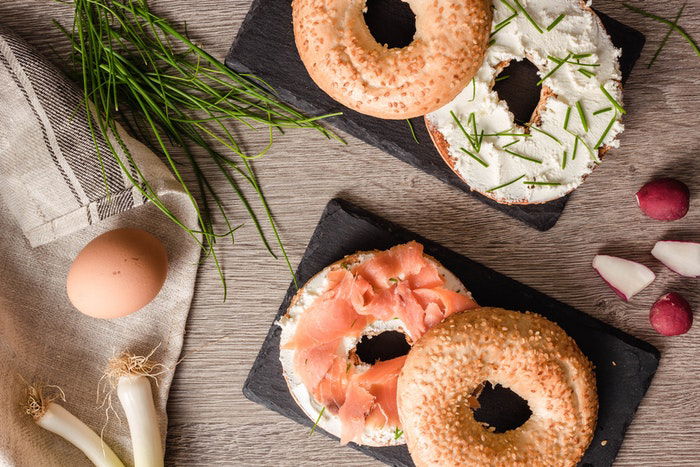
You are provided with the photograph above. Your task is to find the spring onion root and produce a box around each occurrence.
[25,385,124,467]
[106,352,165,467]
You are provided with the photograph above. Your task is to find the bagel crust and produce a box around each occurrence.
[397,308,598,466]
[292,0,492,119]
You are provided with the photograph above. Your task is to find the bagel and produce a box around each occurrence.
[397,307,598,466]
[277,241,478,446]
[291,0,492,119]
[425,0,624,204]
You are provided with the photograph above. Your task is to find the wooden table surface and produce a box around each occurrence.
[2,1,699,465]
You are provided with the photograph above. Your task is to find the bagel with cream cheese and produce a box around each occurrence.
[426,0,625,204]
[278,241,478,446]
[291,0,492,119]
[397,307,598,466]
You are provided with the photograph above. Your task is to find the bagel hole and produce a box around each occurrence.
[493,59,542,126]
[364,0,416,49]
[471,382,532,433]
[355,331,411,364]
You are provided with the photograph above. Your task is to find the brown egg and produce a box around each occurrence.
[66,228,168,319]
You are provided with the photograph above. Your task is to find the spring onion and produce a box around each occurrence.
[25,385,124,467]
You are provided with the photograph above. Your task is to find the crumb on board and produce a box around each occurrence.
[601,440,608,446]
[612,361,617,366]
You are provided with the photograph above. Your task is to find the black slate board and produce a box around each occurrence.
[226,3,645,231]
[243,198,660,467]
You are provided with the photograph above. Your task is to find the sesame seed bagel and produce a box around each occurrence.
[397,307,598,466]
[292,0,492,119]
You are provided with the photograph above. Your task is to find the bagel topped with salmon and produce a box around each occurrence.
[277,241,478,446]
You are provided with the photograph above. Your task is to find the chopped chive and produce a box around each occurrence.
[495,74,511,82]
[406,119,419,144]
[648,3,686,68]
[492,14,518,36]
[572,135,579,160]
[394,428,404,440]
[547,14,566,31]
[600,84,626,114]
[488,38,497,47]
[622,3,700,58]
[593,107,612,115]
[571,53,593,59]
[594,113,618,149]
[537,53,572,85]
[578,68,597,78]
[562,150,568,169]
[523,181,562,186]
[504,149,543,164]
[500,0,518,15]
[470,78,476,102]
[310,407,326,435]
[564,106,572,130]
[460,147,490,168]
[513,0,544,33]
[572,62,600,67]
[528,124,562,144]
[451,111,476,149]
[503,140,520,148]
[576,101,589,133]
[487,174,526,193]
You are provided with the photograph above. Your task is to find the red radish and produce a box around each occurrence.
[649,292,693,336]
[651,240,700,277]
[635,178,690,221]
[592,255,656,301]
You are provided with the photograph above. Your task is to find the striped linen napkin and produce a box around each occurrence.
[0,25,201,466]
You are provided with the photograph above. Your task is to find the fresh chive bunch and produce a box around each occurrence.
[58,0,342,295]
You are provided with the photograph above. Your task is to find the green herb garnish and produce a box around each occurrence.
[571,53,593,59]
[388,277,399,284]
[547,14,566,31]
[537,53,572,85]
[600,85,626,114]
[578,68,597,78]
[648,3,687,68]
[500,0,518,15]
[576,101,589,133]
[561,150,568,169]
[487,174,526,193]
[572,135,579,160]
[406,119,420,144]
[502,140,520,149]
[527,124,562,144]
[513,0,544,33]
[461,148,490,168]
[310,407,326,435]
[564,106,572,130]
[594,113,618,149]
[394,427,404,440]
[622,3,700,58]
[488,38,497,48]
[60,0,344,296]
[523,181,562,186]
[470,78,477,102]
[495,74,511,82]
[593,107,613,115]
[504,149,543,164]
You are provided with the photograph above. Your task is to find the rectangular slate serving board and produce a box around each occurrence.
[226,3,645,231]
[243,198,660,467]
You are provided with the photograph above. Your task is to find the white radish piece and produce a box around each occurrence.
[592,255,656,301]
[106,352,165,467]
[651,240,700,277]
[25,386,124,467]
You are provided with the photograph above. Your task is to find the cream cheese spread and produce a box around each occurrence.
[426,0,624,204]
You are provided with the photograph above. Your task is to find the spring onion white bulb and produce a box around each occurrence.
[25,385,124,467]
[106,351,165,467]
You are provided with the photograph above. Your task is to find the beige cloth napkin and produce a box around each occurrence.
[0,26,201,466]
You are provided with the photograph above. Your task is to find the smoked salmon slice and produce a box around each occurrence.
[286,241,477,445]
